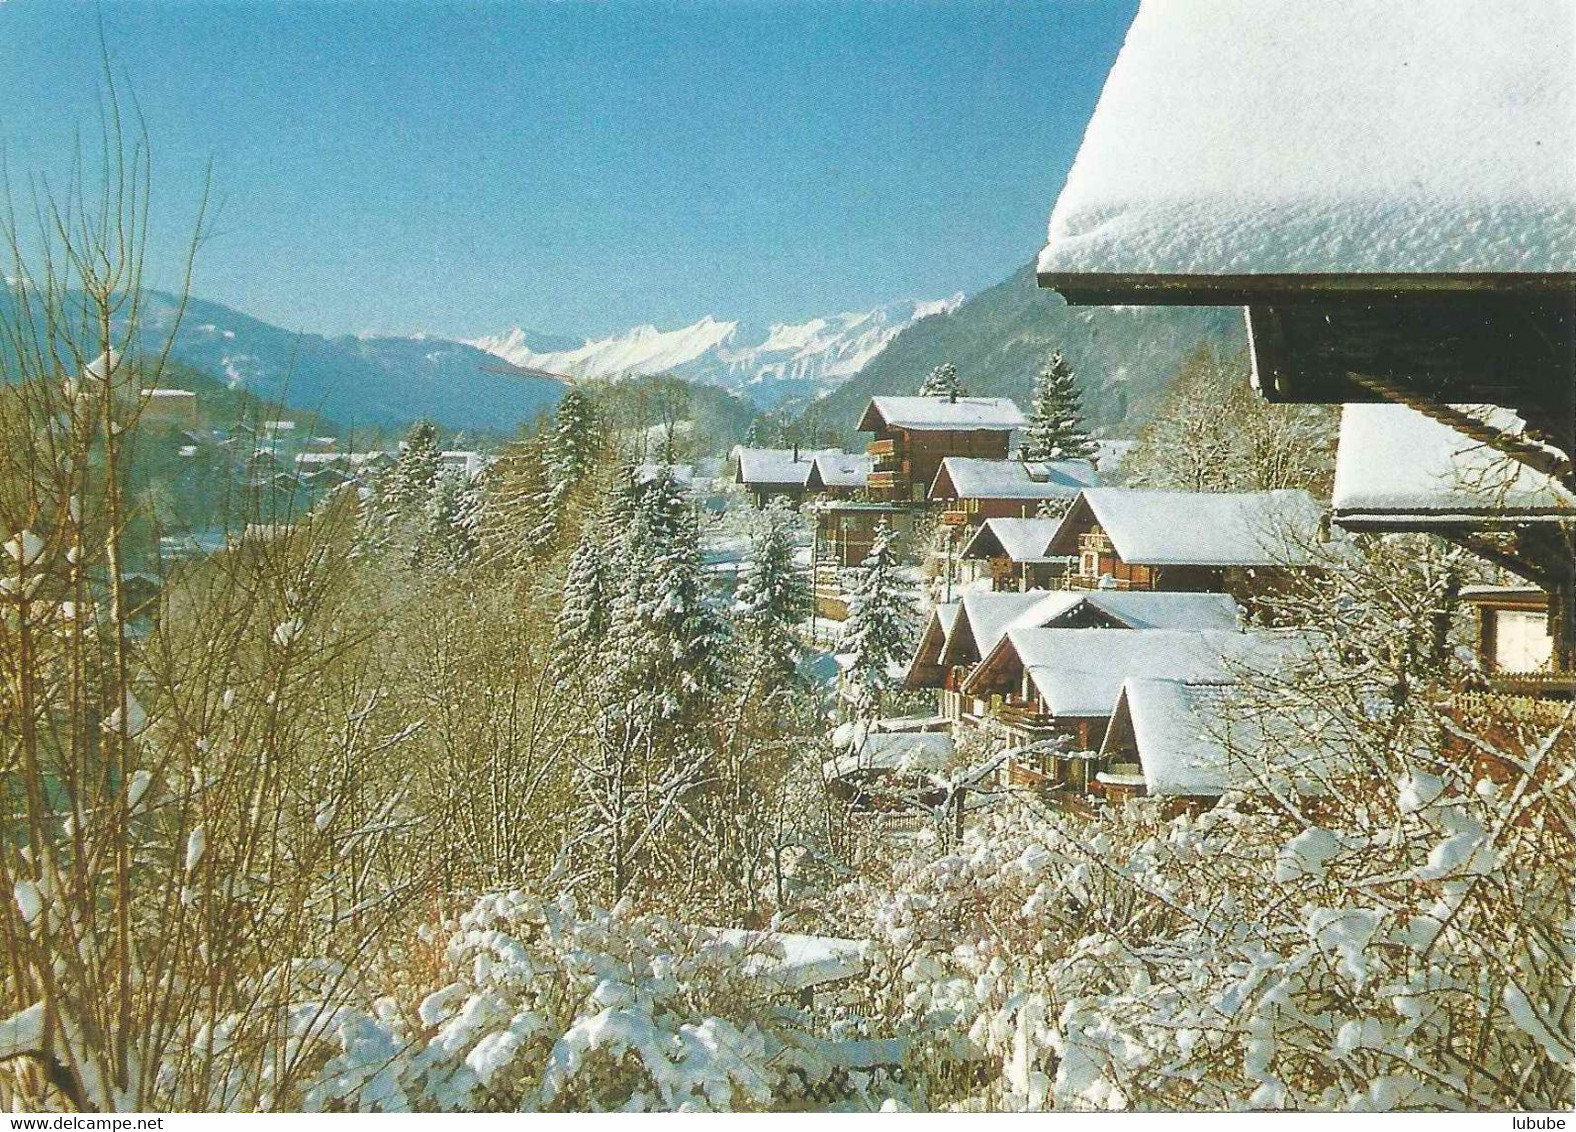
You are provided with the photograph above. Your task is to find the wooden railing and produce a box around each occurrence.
[997,701,1058,731]
[1484,671,1576,699]
[1063,573,1134,591]
[1078,531,1112,553]
[866,439,899,459]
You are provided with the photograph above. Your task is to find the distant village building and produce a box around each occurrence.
[1044,488,1320,602]
[1033,0,1576,664]
[858,396,1026,503]
[729,446,834,506]
[138,388,198,429]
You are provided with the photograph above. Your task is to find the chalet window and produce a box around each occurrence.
[1081,551,1098,576]
[1493,610,1553,673]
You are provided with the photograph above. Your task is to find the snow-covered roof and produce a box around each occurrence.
[1079,591,1241,632]
[1038,0,1576,290]
[904,601,962,686]
[954,591,1081,667]
[732,447,837,487]
[1048,488,1322,567]
[962,517,1065,563]
[636,462,696,488]
[1112,678,1234,796]
[1001,628,1303,719]
[1106,675,1356,798]
[858,396,1027,433]
[1331,403,1576,527]
[946,589,1243,671]
[809,451,875,489]
[929,457,1098,501]
[823,731,955,780]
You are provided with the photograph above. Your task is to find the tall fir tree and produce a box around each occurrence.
[839,521,916,717]
[733,498,811,689]
[556,532,611,668]
[1022,352,1098,462]
[918,362,963,399]
[609,469,728,718]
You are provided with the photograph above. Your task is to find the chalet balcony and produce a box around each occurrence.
[1062,573,1134,591]
[1078,531,1113,554]
[940,509,969,527]
[867,470,899,491]
[866,438,900,459]
[997,699,1058,732]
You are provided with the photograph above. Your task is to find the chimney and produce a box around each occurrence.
[793,442,800,462]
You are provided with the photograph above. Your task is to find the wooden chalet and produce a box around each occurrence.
[961,627,1303,793]
[1332,402,1576,689]
[857,396,1026,503]
[804,451,875,500]
[1461,585,1573,700]
[1096,676,1347,816]
[730,446,837,506]
[1045,487,1320,596]
[906,589,1242,725]
[960,517,1068,591]
[1034,0,1576,661]
[928,457,1097,525]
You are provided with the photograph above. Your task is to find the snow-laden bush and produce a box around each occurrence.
[290,889,917,1112]
[832,741,1573,1113]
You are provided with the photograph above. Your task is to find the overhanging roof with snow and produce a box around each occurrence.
[1331,403,1576,529]
[962,517,1066,563]
[732,447,837,488]
[1046,488,1322,567]
[929,457,1098,502]
[857,396,1027,434]
[967,627,1304,718]
[1036,0,1576,304]
[806,452,875,491]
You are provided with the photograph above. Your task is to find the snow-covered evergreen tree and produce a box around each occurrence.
[839,521,915,717]
[733,498,810,688]
[556,532,611,667]
[425,466,482,570]
[1021,352,1098,462]
[917,362,962,399]
[612,470,728,716]
[389,420,444,507]
[546,386,599,495]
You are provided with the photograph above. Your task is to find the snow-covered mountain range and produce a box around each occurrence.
[469,296,965,406]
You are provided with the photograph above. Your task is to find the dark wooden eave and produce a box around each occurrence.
[1038,271,1576,308]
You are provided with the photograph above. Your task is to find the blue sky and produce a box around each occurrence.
[0,1,1134,340]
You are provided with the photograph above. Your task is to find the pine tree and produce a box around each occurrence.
[839,521,916,717]
[918,362,962,399]
[546,386,599,492]
[389,420,444,507]
[557,532,611,668]
[425,466,482,570]
[610,469,728,718]
[1022,352,1098,462]
[734,498,810,688]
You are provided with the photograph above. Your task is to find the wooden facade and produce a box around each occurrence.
[865,428,1011,503]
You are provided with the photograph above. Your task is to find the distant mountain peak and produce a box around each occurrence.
[468,295,966,406]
